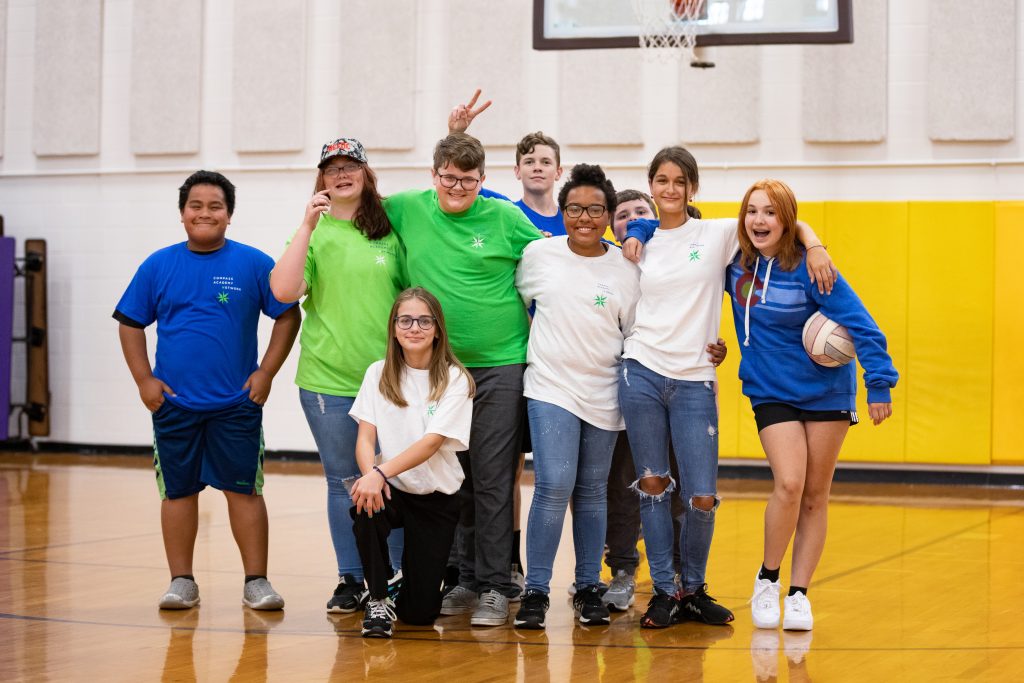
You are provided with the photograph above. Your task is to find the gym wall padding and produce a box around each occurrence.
[694,200,1021,466]
[993,203,1024,465]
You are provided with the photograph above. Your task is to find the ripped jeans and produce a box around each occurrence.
[618,359,719,595]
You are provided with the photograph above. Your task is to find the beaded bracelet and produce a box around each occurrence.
[372,465,390,485]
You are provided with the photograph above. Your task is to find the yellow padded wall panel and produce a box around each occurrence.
[824,202,908,463]
[992,202,1024,464]
[906,203,993,464]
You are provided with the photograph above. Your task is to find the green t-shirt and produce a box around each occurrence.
[294,213,406,395]
[385,190,541,367]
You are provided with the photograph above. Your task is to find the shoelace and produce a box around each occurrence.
[367,599,396,621]
[788,593,810,613]
[478,591,505,611]
[750,580,779,607]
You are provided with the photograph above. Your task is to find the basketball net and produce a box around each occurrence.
[631,0,713,67]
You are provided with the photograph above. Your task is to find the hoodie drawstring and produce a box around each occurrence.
[743,256,775,347]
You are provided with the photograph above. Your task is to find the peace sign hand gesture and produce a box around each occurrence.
[448,89,493,134]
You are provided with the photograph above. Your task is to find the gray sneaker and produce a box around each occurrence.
[470,589,509,627]
[602,570,636,612]
[242,578,285,610]
[440,585,478,615]
[159,577,200,610]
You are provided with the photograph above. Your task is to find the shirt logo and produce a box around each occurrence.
[217,291,230,304]
[593,294,607,308]
[427,404,437,416]
[689,249,701,262]
[471,235,485,249]
[375,255,387,266]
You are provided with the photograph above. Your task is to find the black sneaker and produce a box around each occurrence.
[677,584,735,625]
[386,569,403,601]
[641,590,679,629]
[513,589,549,630]
[327,574,368,614]
[361,598,396,638]
[572,584,611,626]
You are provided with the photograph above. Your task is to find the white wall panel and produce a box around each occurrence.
[559,50,642,146]
[33,0,102,156]
[130,0,203,155]
[678,47,759,144]
[233,0,307,152]
[337,0,415,150]
[445,0,530,147]
[928,0,1016,141]
[803,0,887,143]
[0,0,6,157]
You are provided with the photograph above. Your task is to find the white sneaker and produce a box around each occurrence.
[782,592,813,631]
[750,575,781,629]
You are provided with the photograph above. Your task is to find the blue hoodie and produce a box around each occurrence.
[725,252,898,411]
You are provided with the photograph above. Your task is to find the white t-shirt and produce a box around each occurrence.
[516,237,640,431]
[623,217,738,381]
[349,360,472,495]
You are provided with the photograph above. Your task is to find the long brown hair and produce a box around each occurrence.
[379,287,476,408]
[314,161,393,240]
[737,179,802,271]
[647,146,702,219]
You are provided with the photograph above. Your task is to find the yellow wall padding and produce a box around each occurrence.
[824,202,908,463]
[993,202,1024,464]
[905,203,993,464]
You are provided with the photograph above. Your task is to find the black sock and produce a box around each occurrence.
[444,565,460,587]
[172,574,195,582]
[758,564,780,583]
[245,574,266,585]
[788,586,807,597]
[512,530,523,573]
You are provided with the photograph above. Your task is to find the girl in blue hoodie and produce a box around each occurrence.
[726,179,898,632]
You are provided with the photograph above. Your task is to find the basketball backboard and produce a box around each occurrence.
[533,0,853,50]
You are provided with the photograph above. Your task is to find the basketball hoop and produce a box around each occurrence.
[631,0,715,68]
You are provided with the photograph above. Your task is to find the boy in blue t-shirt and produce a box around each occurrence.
[114,170,300,611]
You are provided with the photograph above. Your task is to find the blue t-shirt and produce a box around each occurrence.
[477,188,566,236]
[115,240,295,411]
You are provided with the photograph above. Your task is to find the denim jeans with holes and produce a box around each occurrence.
[299,388,402,580]
[618,359,719,595]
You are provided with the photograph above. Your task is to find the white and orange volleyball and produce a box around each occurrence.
[802,311,856,367]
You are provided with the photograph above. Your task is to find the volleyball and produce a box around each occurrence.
[802,311,856,367]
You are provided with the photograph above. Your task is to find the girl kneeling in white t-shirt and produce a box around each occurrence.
[348,287,475,638]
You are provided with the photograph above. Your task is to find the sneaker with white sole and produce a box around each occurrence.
[567,580,607,597]
[440,585,478,615]
[242,578,285,610]
[782,591,813,631]
[750,575,781,629]
[361,597,397,638]
[470,589,509,627]
[602,570,636,612]
[159,577,200,610]
[327,574,368,613]
[572,585,610,626]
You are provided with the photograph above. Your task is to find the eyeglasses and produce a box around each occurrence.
[565,204,608,219]
[437,174,481,190]
[323,162,361,178]
[394,315,436,330]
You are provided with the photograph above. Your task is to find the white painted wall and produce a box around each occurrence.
[0,0,1022,449]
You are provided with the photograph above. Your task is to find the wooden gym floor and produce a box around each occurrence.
[1,452,1022,681]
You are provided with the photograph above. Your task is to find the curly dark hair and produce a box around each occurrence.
[557,164,617,216]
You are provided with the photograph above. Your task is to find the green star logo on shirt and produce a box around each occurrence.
[217,291,229,304]
[427,404,437,416]
[472,236,485,249]
[375,255,387,266]
[594,294,607,308]
[689,249,701,262]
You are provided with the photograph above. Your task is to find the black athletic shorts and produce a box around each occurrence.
[753,402,858,433]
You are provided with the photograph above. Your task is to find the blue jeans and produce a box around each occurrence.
[524,399,618,594]
[618,359,720,595]
[299,389,402,580]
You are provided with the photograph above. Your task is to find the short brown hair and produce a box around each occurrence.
[737,179,802,272]
[516,131,560,166]
[433,133,485,175]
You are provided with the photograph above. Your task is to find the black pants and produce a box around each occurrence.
[352,487,460,626]
[604,433,684,574]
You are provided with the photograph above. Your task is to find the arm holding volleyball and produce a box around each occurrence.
[810,272,898,425]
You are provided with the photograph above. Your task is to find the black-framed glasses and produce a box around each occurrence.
[323,162,361,178]
[394,315,436,330]
[437,174,481,190]
[565,203,608,219]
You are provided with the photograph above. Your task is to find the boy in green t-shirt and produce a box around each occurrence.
[384,133,541,627]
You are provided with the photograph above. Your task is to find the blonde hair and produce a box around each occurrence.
[737,179,802,272]
[379,287,476,407]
